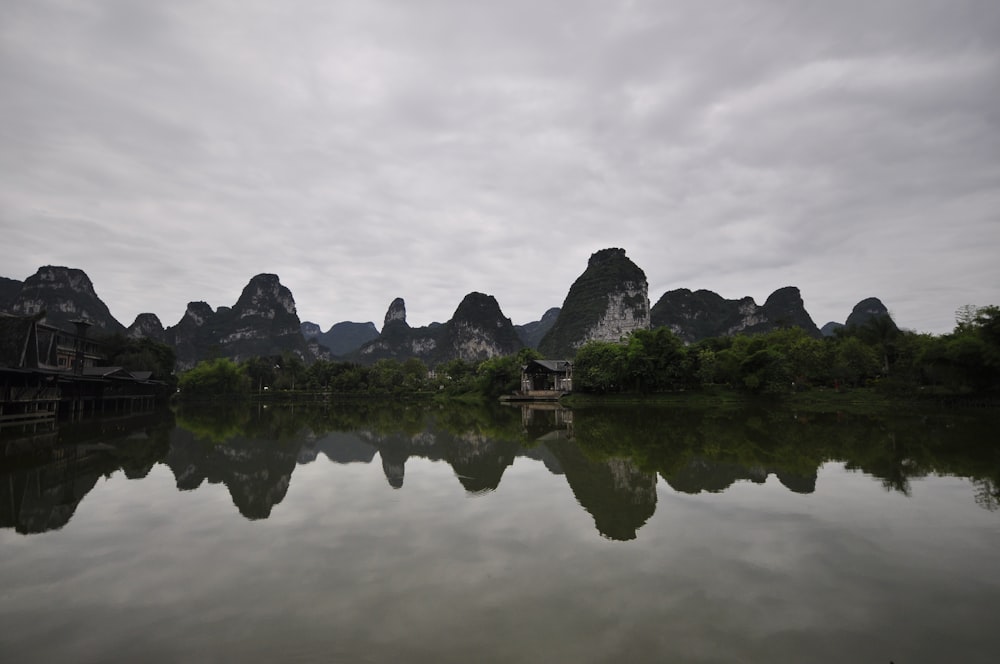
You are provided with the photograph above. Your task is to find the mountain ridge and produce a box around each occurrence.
[2,255,902,369]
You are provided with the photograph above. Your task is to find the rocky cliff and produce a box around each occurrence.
[538,248,650,358]
[438,292,523,363]
[4,266,125,333]
[127,313,166,342]
[650,285,821,343]
[356,293,522,365]
[163,274,310,369]
[356,298,438,363]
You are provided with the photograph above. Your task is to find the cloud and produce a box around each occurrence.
[2,0,998,333]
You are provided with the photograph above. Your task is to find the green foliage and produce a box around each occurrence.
[477,350,530,398]
[101,334,178,387]
[178,358,248,399]
[243,355,277,391]
[622,327,689,392]
[574,341,628,393]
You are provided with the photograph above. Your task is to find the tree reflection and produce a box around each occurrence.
[3,401,998,537]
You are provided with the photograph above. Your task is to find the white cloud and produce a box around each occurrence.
[2,0,998,333]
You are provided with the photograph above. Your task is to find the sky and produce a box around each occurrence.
[2,0,998,335]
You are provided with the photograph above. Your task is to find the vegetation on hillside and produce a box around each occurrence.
[174,305,1000,402]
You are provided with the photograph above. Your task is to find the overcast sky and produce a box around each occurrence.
[2,0,998,334]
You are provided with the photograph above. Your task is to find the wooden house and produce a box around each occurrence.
[509,359,573,401]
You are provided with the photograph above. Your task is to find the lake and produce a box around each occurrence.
[2,401,998,663]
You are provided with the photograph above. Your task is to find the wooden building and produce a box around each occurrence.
[1,314,163,431]
[506,359,573,401]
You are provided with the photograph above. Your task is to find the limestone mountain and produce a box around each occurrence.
[515,307,560,349]
[356,293,522,365]
[301,320,380,357]
[821,297,897,337]
[127,313,166,343]
[3,266,125,334]
[538,248,650,358]
[437,292,523,363]
[355,297,439,363]
[162,274,310,369]
[845,297,897,331]
[650,286,821,343]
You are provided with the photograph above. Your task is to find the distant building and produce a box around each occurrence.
[511,360,573,401]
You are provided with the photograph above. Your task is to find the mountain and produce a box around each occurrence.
[820,297,897,337]
[515,307,560,349]
[4,266,125,334]
[355,293,522,365]
[127,313,166,342]
[437,292,523,363]
[820,321,844,337]
[538,248,650,358]
[161,274,311,369]
[845,297,897,331]
[300,320,379,356]
[650,285,821,343]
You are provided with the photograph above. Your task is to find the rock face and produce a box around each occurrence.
[5,266,124,334]
[356,293,522,365]
[127,313,166,342]
[164,274,310,369]
[515,307,560,349]
[357,297,435,363]
[0,276,22,311]
[439,292,523,363]
[538,248,650,358]
[650,285,821,343]
[301,321,380,357]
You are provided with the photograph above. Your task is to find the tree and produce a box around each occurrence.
[574,341,627,393]
[623,327,687,392]
[102,334,177,387]
[178,358,248,398]
[832,337,880,387]
[243,356,277,392]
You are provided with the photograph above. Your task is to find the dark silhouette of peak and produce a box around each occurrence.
[846,297,897,331]
[651,286,820,342]
[515,307,561,349]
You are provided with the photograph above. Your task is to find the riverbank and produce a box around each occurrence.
[560,386,1000,414]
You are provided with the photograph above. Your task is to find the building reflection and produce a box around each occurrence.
[3,402,996,539]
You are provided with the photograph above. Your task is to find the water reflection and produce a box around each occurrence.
[2,402,998,539]
[0,411,173,534]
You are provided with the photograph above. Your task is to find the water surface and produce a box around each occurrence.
[2,402,998,663]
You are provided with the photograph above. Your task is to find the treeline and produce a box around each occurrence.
[176,348,544,400]
[175,305,1000,401]
[574,305,1000,395]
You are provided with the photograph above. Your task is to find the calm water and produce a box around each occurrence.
[2,401,999,663]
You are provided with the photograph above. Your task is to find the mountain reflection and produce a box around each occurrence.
[2,401,998,538]
[0,411,173,534]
